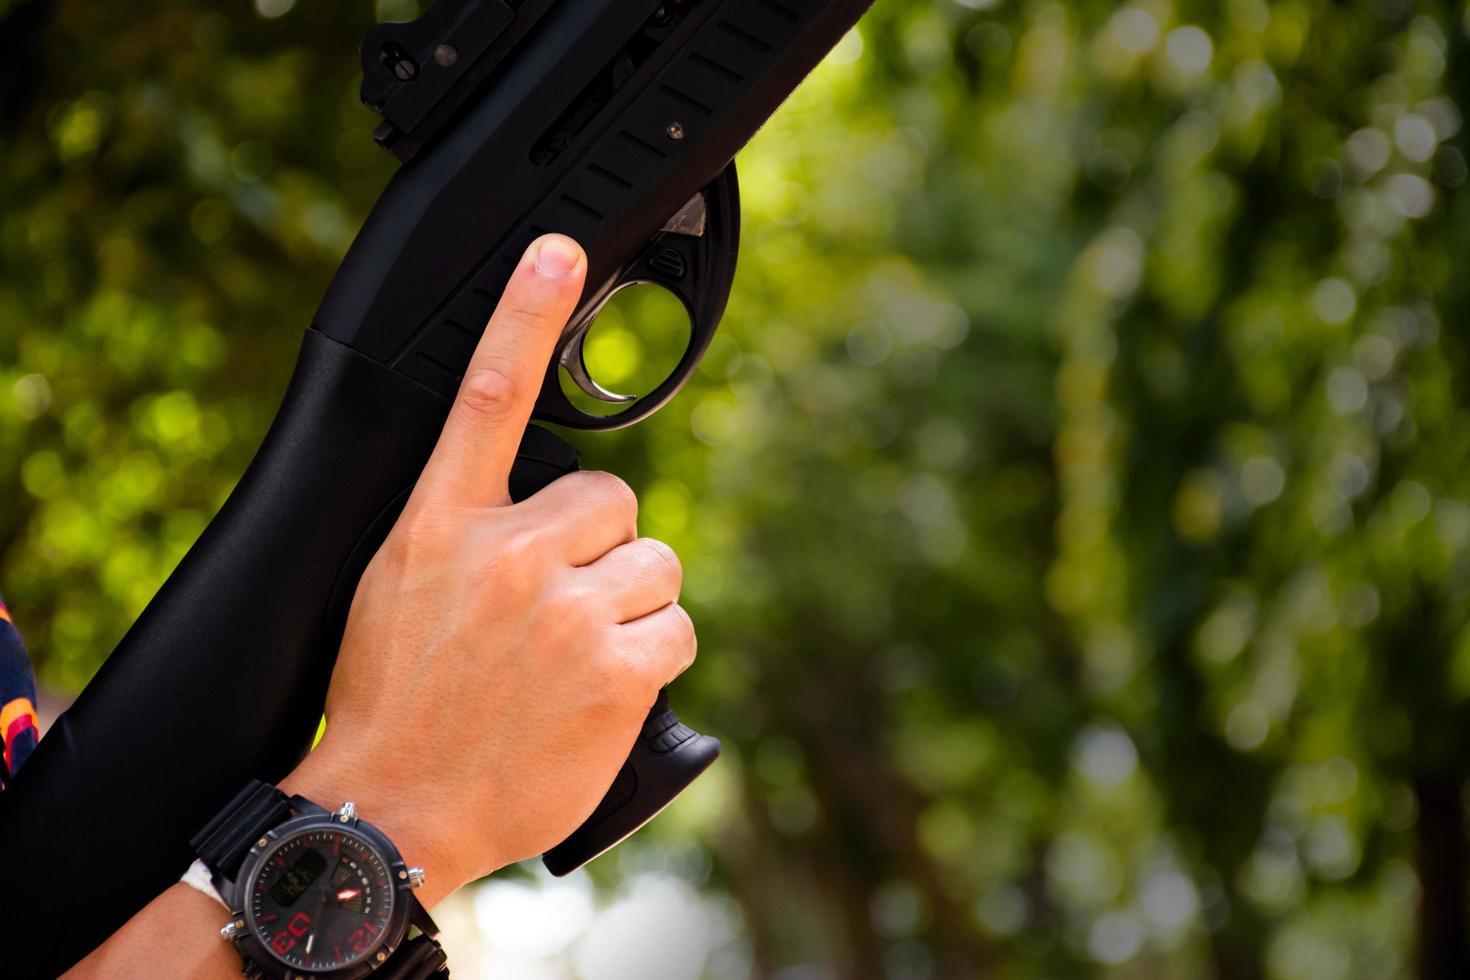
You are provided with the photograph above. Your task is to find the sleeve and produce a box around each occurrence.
[0,595,40,790]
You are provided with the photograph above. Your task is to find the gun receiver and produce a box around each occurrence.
[0,0,876,971]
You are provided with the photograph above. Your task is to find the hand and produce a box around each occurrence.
[280,235,697,906]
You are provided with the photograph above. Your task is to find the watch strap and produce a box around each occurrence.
[189,778,292,880]
[377,933,450,980]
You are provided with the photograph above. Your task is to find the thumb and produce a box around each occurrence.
[409,234,586,510]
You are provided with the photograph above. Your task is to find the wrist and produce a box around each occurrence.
[278,739,470,908]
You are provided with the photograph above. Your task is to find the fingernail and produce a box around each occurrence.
[533,235,582,278]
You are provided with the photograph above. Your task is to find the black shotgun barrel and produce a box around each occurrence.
[0,0,876,973]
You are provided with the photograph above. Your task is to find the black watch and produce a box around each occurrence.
[191,780,449,980]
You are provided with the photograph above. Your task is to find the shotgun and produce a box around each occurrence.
[0,0,875,971]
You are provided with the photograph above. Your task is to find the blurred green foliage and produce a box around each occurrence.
[5,0,1470,976]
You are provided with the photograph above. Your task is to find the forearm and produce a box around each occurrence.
[65,885,238,979]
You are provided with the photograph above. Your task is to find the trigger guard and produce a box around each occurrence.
[534,162,740,431]
[560,328,638,405]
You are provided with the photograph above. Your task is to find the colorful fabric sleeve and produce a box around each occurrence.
[0,595,40,789]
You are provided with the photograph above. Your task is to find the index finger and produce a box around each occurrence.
[409,234,587,510]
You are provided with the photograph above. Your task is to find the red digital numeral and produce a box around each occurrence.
[270,912,312,955]
[346,921,379,954]
[287,911,312,937]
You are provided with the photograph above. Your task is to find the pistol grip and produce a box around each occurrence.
[511,426,720,875]
[544,689,721,876]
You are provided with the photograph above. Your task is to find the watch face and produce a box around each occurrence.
[244,826,397,971]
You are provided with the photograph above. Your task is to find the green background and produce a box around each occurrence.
[4,0,1470,976]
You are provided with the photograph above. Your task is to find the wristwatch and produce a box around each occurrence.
[191,779,449,979]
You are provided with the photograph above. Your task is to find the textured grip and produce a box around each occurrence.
[510,429,721,876]
[543,689,721,876]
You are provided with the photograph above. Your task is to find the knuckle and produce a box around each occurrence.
[456,365,519,422]
[482,524,547,594]
[578,471,637,521]
[636,538,682,585]
[493,523,542,566]
[625,610,694,679]
[554,576,600,613]
[668,604,698,662]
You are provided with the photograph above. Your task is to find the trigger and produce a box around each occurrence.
[559,331,637,404]
[661,192,708,237]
